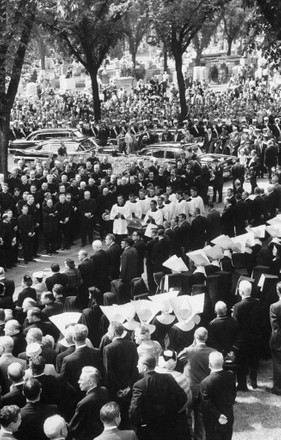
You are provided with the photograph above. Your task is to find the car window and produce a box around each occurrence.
[152,150,164,158]
[165,150,175,159]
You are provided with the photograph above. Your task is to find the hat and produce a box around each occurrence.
[169,295,204,331]
[33,271,44,280]
[49,312,81,336]
[23,275,32,283]
[26,342,42,358]
[148,291,179,313]
[133,299,161,332]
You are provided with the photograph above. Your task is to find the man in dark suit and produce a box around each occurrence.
[60,324,101,394]
[1,362,26,408]
[178,327,217,440]
[132,231,146,277]
[268,281,281,395]
[150,229,170,274]
[129,354,187,440]
[206,204,221,243]
[4,320,26,357]
[103,322,138,399]
[91,240,109,293]
[41,292,63,318]
[17,378,57,440]
[220,198,235,237]
[0,337,26,395]
[95,401,138,440]
[105,234,121,281]
[69,366,109,440]
[120,238,139,301]
[79,191,96,247]
[17,205,35,264]
[201,351,236,440]
[77,249,95,309]
[191,208,207,250]
[233,280,263,391]
[45,264,68,295]
[264,139,278,182]
[175,213,191,254]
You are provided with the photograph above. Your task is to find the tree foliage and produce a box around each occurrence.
[123,0,149,68]
[221,0,248,56]
[148,0,230,118]
[245,0,281,64]
[192,19,220,66]
[0,0,40,176]
[43,0,129,121]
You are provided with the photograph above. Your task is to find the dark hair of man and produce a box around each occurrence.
[51,264,60,273]
[30,356,45,376]
[100,401,120,424]
[0,405,20,427]
[23,378,42,401]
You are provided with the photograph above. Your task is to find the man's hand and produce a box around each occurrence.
[218,414,228,425]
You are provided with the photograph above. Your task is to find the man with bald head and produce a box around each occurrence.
[44,415,68,440]
[201,352,236,440]
[233,280,263,391]
[1,362,26,407]
[4,320,26,357]
[90,240,109,294]
[79,190,96,247]
[0,337,26,395]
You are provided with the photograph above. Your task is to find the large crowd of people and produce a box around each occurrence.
[0,70,281,440]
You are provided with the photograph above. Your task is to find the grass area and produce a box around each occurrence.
[233,359,281,440]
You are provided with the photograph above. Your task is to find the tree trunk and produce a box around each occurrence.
[195,49,202,66]
[0,112,9,179]
[174,51,187,120]
[90,70,101,122]
[163,43,168,72]
[132,50,137,69]
[227,37,233,56]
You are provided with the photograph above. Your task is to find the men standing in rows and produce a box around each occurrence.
[201,351,236,440]
[79,191,96,247]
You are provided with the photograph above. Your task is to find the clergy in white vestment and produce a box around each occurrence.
[143,200,164,237]
[110,194,130,240]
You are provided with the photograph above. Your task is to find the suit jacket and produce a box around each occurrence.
[269,300,281,351]
[206,209,221,242]
[191,215,207,249]
[232,297,263,348]
[178,344,216,398]
[103,338,138,395]
[120,247,139,289]
[1,383,26,408]
[69,386,109,440]
[45,272,68,293]
[17,402,57,440]
[201,370,236,424]
[56,345,75,372]
[78,258,95,288]
[94,428,138,440]
[90,250,109,292]
[129,371,187,436]
[105,243,121,281]
[0,354,26,395]
[175,220,191,253]
[61,346,101,391]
